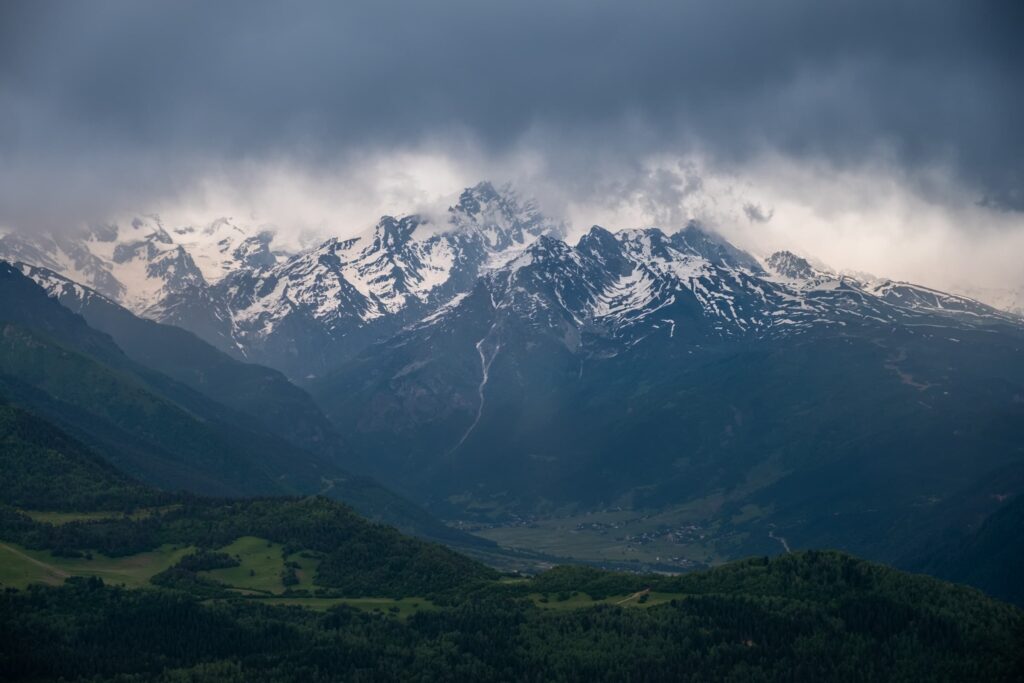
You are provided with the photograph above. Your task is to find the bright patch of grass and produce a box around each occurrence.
[0,541,193,589]
[200,536,286,594]
[0,542,68,587]
[199,536,321,595]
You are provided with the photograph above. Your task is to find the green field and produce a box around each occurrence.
[0,533,683,615]
[199,535,320,595]
[0,536,438,616]
[0,541,193,589]
[0,534,317,595]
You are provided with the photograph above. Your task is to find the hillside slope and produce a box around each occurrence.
[16,263,344,454]
[0,401,164,511]
[0,263,484,546]
[916,494,1024,606]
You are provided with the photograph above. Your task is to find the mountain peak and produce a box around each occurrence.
[450,181,509,223]
[576,225,620,252]
[766,250,821,280]
[528,232,572,253]
[372,215,420,250]
[672,223,763,272]
[448,181,564,245]
[617,227,675,262]
[455,181,501,211]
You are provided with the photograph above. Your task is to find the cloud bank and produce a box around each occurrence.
[1,0,1022,289]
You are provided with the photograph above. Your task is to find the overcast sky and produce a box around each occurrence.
[2,1,1022,290]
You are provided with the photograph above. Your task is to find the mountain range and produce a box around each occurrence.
[7,181,1016,379]
[0,183,565,379]
[2,182,1023,597]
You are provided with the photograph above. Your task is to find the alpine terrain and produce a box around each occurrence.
[4,182,1023,599]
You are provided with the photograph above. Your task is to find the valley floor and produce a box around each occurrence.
[460,498,780,572]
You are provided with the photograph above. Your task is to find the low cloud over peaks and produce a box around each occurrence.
[1,1,1022,289]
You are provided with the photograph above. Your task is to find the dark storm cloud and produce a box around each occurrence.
[1,0,1022,227]
[743,203,774,224]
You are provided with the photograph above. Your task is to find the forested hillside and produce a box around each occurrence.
[0,404,493,598]
[1,407,1022,682]
[917,493,1024,606]
[0,263,486,545]
[2,552,1021,682]
[0,401,165,511]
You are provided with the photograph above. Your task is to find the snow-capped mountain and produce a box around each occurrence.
[764,250,834,284]
[305,217,1024,552]
[2,181,1019,382]
[309,216,1023,452]
[392,222,1019,362]
[0,182,566,377]
[14,261,107,310]
[171,217,281,283]
[5,180,1024,558]
[0,215,280,319]
[950,285,1024,318]
[205,182,565,376]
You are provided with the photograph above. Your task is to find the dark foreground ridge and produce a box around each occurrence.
[1,403,1022,682]
[3,551,1022,682]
